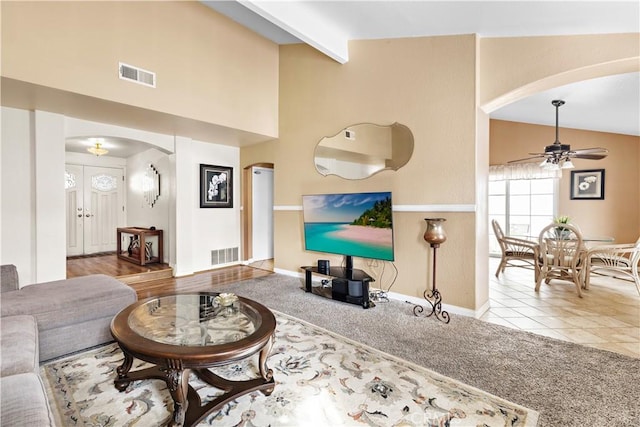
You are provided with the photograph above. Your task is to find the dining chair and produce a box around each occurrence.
[536,222,585,297]
[491,219,540,282]
[584,237,640,295]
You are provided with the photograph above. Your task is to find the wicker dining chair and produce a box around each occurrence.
[491,219,540,282]
[536,222,585,297]
[584,237,640,295]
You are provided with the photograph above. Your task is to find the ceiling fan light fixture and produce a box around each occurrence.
[540,157,561,171]
[508,99,608,167]
[87,141,109,156]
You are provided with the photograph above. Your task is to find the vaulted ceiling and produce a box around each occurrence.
[204,1,640,137]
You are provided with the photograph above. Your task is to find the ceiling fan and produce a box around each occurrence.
[508,99,608,170]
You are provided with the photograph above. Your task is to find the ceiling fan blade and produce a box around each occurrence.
[571,153,608,160]
[571,147,608,155]
[507,155,545,164]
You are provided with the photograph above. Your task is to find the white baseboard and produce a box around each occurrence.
[274,268,302,278]
[273,268,490,318]
[389,292,477,318]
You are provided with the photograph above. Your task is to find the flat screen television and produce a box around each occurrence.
[302,191,395,270]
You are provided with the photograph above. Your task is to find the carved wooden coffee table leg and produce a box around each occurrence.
[166,360,190,427]
[258,333,275,395]
[114,349,134,391]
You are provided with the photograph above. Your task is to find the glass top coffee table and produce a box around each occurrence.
[110,293,276,427]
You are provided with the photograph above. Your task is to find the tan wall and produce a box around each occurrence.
[1,1,279,138]
[244,33,638,312]
[4,1,636,311]
[242,36,480,310]
[480,33,640,109]
[490,119,640,243]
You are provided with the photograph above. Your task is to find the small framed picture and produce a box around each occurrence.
[200,164,233,208]
[570,169,605,200]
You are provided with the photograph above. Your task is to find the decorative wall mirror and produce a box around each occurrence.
[314,122,414,179]
[143,164,160,207]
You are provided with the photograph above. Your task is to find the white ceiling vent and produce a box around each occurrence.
[118,62,156,88]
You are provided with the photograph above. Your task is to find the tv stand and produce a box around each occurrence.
[301,265,374,309]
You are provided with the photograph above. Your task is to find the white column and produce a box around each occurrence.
[173,136,194,276]
[34,110,67,282]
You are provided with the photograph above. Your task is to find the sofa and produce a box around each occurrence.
[0,264,138,427]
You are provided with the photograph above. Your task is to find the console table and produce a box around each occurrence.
[117,227,163,266]
[301,266,374,309]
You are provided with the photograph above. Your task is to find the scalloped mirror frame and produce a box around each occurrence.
[314,122,414,180]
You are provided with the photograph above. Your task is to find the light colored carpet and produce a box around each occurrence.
[215,274,639,427]
[42,311,538,426]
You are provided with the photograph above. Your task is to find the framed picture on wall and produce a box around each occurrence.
[570,169,605,200]
[200,164,233,208]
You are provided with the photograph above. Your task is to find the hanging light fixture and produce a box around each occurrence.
[540,158,560,170]
[539,154,574,170]
[87,140,109,156]
[508,100,608,168]
[561,158,575,169]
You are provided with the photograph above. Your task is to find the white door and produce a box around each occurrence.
[65,164,84,256]
[251,167,274,260]
[65,165,125,255]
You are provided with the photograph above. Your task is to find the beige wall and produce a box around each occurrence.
[244,33,638,313]
[480,33,639,109]
[490,120,640,243]
[243,36,481,310]
[2,1,637,311]
[1,1,279,139]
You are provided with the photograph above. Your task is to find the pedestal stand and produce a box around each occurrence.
[413,218,450,324]
[413,243,450,323]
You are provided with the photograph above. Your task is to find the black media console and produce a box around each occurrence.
[301,265,374,309]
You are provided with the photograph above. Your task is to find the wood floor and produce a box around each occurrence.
[67,255,274,300]
[67,253,173,283]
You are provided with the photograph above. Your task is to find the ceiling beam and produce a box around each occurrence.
[240,1,349,64]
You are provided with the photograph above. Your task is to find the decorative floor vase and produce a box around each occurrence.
[423,218,447,247]
[414,218,450,323]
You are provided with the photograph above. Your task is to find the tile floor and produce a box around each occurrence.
[483,258,640,358]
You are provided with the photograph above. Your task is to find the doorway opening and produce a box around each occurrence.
[242,163,274,271]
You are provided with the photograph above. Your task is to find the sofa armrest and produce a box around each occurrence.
[1,264,19,292]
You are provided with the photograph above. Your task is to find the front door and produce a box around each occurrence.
[65,165,125,255]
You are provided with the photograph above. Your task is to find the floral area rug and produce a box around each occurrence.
[42,311,538,426]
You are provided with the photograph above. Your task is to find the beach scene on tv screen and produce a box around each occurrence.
[302,192,394,261]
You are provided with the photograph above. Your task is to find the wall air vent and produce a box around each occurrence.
[211,247,239,266]
[118,62,156,88]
